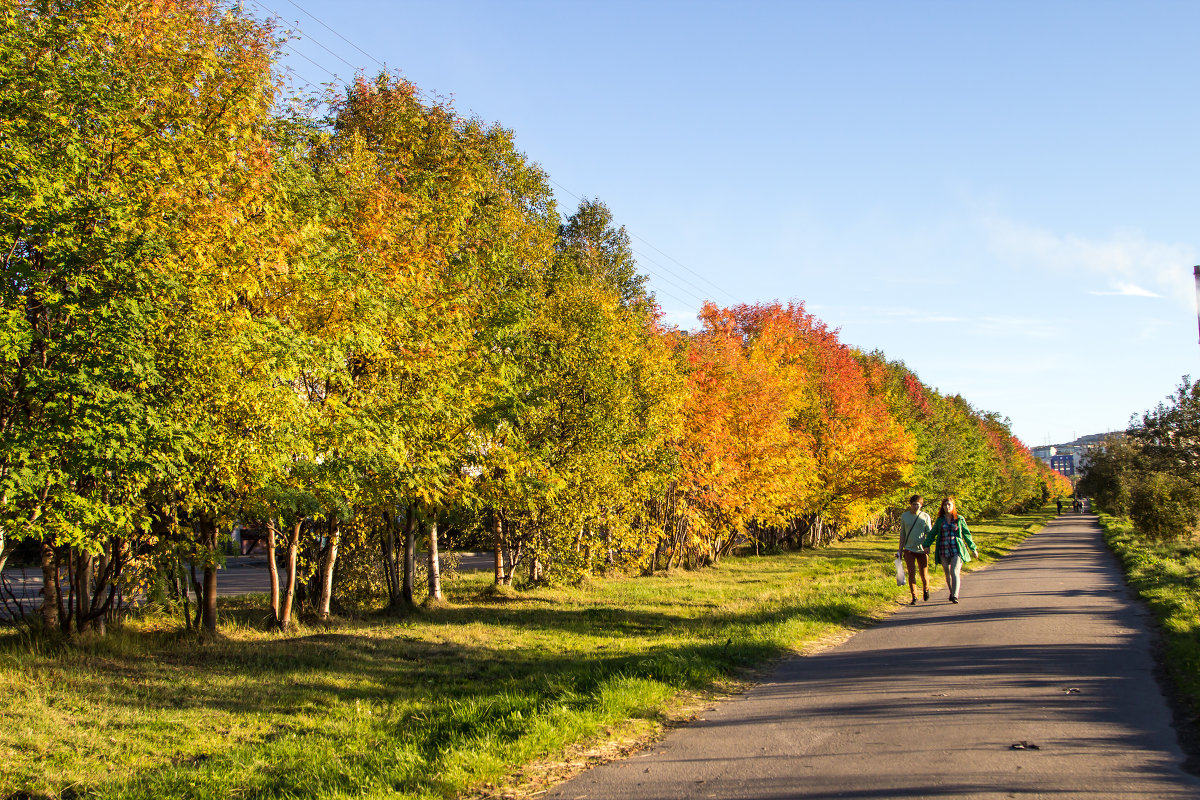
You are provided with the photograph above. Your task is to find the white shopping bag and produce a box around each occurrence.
[894,556,906,586]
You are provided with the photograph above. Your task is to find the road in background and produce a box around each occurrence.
[211,551,495,595]
[0,552,495,616]
[547,516,1200,800]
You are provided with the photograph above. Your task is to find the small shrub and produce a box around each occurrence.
[1129,471,1200,541]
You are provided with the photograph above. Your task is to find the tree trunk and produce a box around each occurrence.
[38,538,59,631]
[492,512,504,585]
[198,516,219,635]
[383,511,402,610]
[94,543,111,632]
[717,530,739,558]
[427,513,442,602]
[503,537,518,586]
[177,560,193,632]
[266,518,280,622]
[670,520,687,570]
[188,562,203,631]
[402,505,416,605]
[278,517,302,630]
[647,537,664,576]
[201,562,218,635]
[381,519,395,603]
[74,549,93,635]
[318,517,340,618]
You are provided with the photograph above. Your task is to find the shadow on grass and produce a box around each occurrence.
[1,507,1058,721]
[3,589,878,715]
[1,507,1061,799]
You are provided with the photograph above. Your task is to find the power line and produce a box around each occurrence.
[244,0,729,316]
[631,248,711,306]
[263,0,440,105]
[280,41,342,84]
[547,178,741,309]
[283,0,386,71]
[279,14,360,74]
[630,231,741,305]
[244,0,345,85]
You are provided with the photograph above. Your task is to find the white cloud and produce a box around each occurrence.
[981,215,1196,305]
[1088,281,1160,298]
[808,305,966,326]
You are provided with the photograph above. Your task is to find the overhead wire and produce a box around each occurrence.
[283,0,387,71]
[631,249,713,306]
[543,179,713,314]
[545,179,741,315]
[241,0,738,319]
[244,0,344,86]
[631,232,741,306]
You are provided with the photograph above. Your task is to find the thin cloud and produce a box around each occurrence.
[981,215,1195,305]
[1088,281,1160,298]
[808,305,966,325]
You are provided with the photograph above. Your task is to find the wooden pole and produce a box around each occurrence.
[1194,266,1200,348]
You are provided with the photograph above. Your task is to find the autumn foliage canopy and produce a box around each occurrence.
[0,0,1069,631]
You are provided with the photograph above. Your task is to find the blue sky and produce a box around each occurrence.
[253,0,1200,447]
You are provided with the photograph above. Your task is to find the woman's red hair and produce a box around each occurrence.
[938,496,958,523]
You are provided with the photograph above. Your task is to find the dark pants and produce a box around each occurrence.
[903,550,929,595]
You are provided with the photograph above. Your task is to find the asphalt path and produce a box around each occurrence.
[546,515,1200,800]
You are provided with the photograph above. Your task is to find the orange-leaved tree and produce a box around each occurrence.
[673,302,817,564]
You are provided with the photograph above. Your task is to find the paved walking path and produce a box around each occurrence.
[547,515,1200,799]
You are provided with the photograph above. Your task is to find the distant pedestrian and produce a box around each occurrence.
[923,496,978,604]
[897,494,933,604]
[1056,499,1063,515]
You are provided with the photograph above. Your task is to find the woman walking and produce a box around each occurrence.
[923,496,978,603]
[897,494,932,604]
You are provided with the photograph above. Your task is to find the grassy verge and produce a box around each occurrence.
[1097,512,1200,733]
[0,505,1054,800]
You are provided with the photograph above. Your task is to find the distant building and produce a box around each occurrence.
[1034,432,1122,477]
[1032,445,1056,462]
[1049,454,1075,476]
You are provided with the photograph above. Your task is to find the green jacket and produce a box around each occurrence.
[922,517,977,565]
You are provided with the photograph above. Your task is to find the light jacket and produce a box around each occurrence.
[922,517,977,565]
[899,510,932,552]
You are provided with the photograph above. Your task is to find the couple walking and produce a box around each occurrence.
[897,494,978,604]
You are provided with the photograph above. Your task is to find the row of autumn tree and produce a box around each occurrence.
[0,0,1069,635]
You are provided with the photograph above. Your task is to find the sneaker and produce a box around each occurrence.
[950,596,959,604]
[910,597,917,605]
[923,590,929,601]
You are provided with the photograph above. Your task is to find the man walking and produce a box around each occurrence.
[897,495,933,604]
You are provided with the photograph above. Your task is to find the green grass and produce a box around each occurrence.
[0,505,1054,800]
[1098,512,1200,728]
